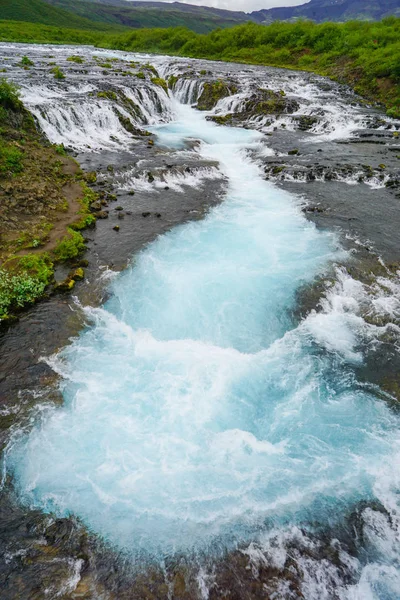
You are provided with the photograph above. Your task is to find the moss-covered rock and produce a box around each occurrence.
[208,114,234,125]
[197,81,238,111]
[239,88,299,118]
[151,77,168,94]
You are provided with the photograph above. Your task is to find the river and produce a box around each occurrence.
[0,43,400,600]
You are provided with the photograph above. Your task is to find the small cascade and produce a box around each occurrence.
[32,100,135,151]
[173,79,204,105]
[121,84,174,125]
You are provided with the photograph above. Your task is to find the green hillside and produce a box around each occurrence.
[44,0,247,34]
[0,0,126,31]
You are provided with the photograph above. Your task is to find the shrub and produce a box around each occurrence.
[0,254,53,317]
[51,66,65,80]
[20,55,34,66]
[0,77,21,110]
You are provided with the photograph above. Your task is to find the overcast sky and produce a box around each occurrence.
[140,0,310,13]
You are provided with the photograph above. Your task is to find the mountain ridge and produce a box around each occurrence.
[2,0,400,35]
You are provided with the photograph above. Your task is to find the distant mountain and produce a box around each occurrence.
[3,0,400,36]
[43,0,248,33]
[0,0,126,31]
[251,0,400,24]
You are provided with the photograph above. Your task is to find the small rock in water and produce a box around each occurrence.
[142,211,151,217]
[113,225,120,231]
[90,200,102,211]
[115,206,124,211]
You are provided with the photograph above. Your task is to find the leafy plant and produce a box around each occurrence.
[20,55,34,66]
[51,66,65,80]
[0,254,53,317]
[0,77,21,110]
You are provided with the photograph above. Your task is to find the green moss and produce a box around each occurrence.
[67,55,84,63]
[97,90,117,100]
[135,71,145,79]
[54,228,86,261]
[167,74,179,89]
[210,114,233,125]
[151,77,168,93]
[197,81,237,111]
[140,63,158,77]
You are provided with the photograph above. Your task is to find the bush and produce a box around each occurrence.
[0,77,21,110]
[51,66,65,80]
[0,254,53,317]
[20,55,34,66]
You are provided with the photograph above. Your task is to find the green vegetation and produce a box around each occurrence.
[106,19,400,116]
[0,20,108,44]
[0,254,53,318]
[97,90,117,100]
[0,142,23,174]
[51,65,65,80]
[20,55,34,67]
[0,0,127,32]
[0,77,22,110]
[42,0,247,34]
[54,228,86,261]
[67,54,84,63]
[151,77,168,93]
[197,81,238,110]
[0,78,97,321]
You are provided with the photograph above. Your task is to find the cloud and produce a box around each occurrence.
[134,0,310,13]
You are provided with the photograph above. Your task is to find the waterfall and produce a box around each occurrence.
[173,79,204,105]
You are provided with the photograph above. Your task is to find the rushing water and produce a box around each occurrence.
[2,45,400,599]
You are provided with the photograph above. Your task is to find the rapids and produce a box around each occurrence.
[1,44,400,599]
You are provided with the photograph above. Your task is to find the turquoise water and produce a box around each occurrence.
[8,105,400,564]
